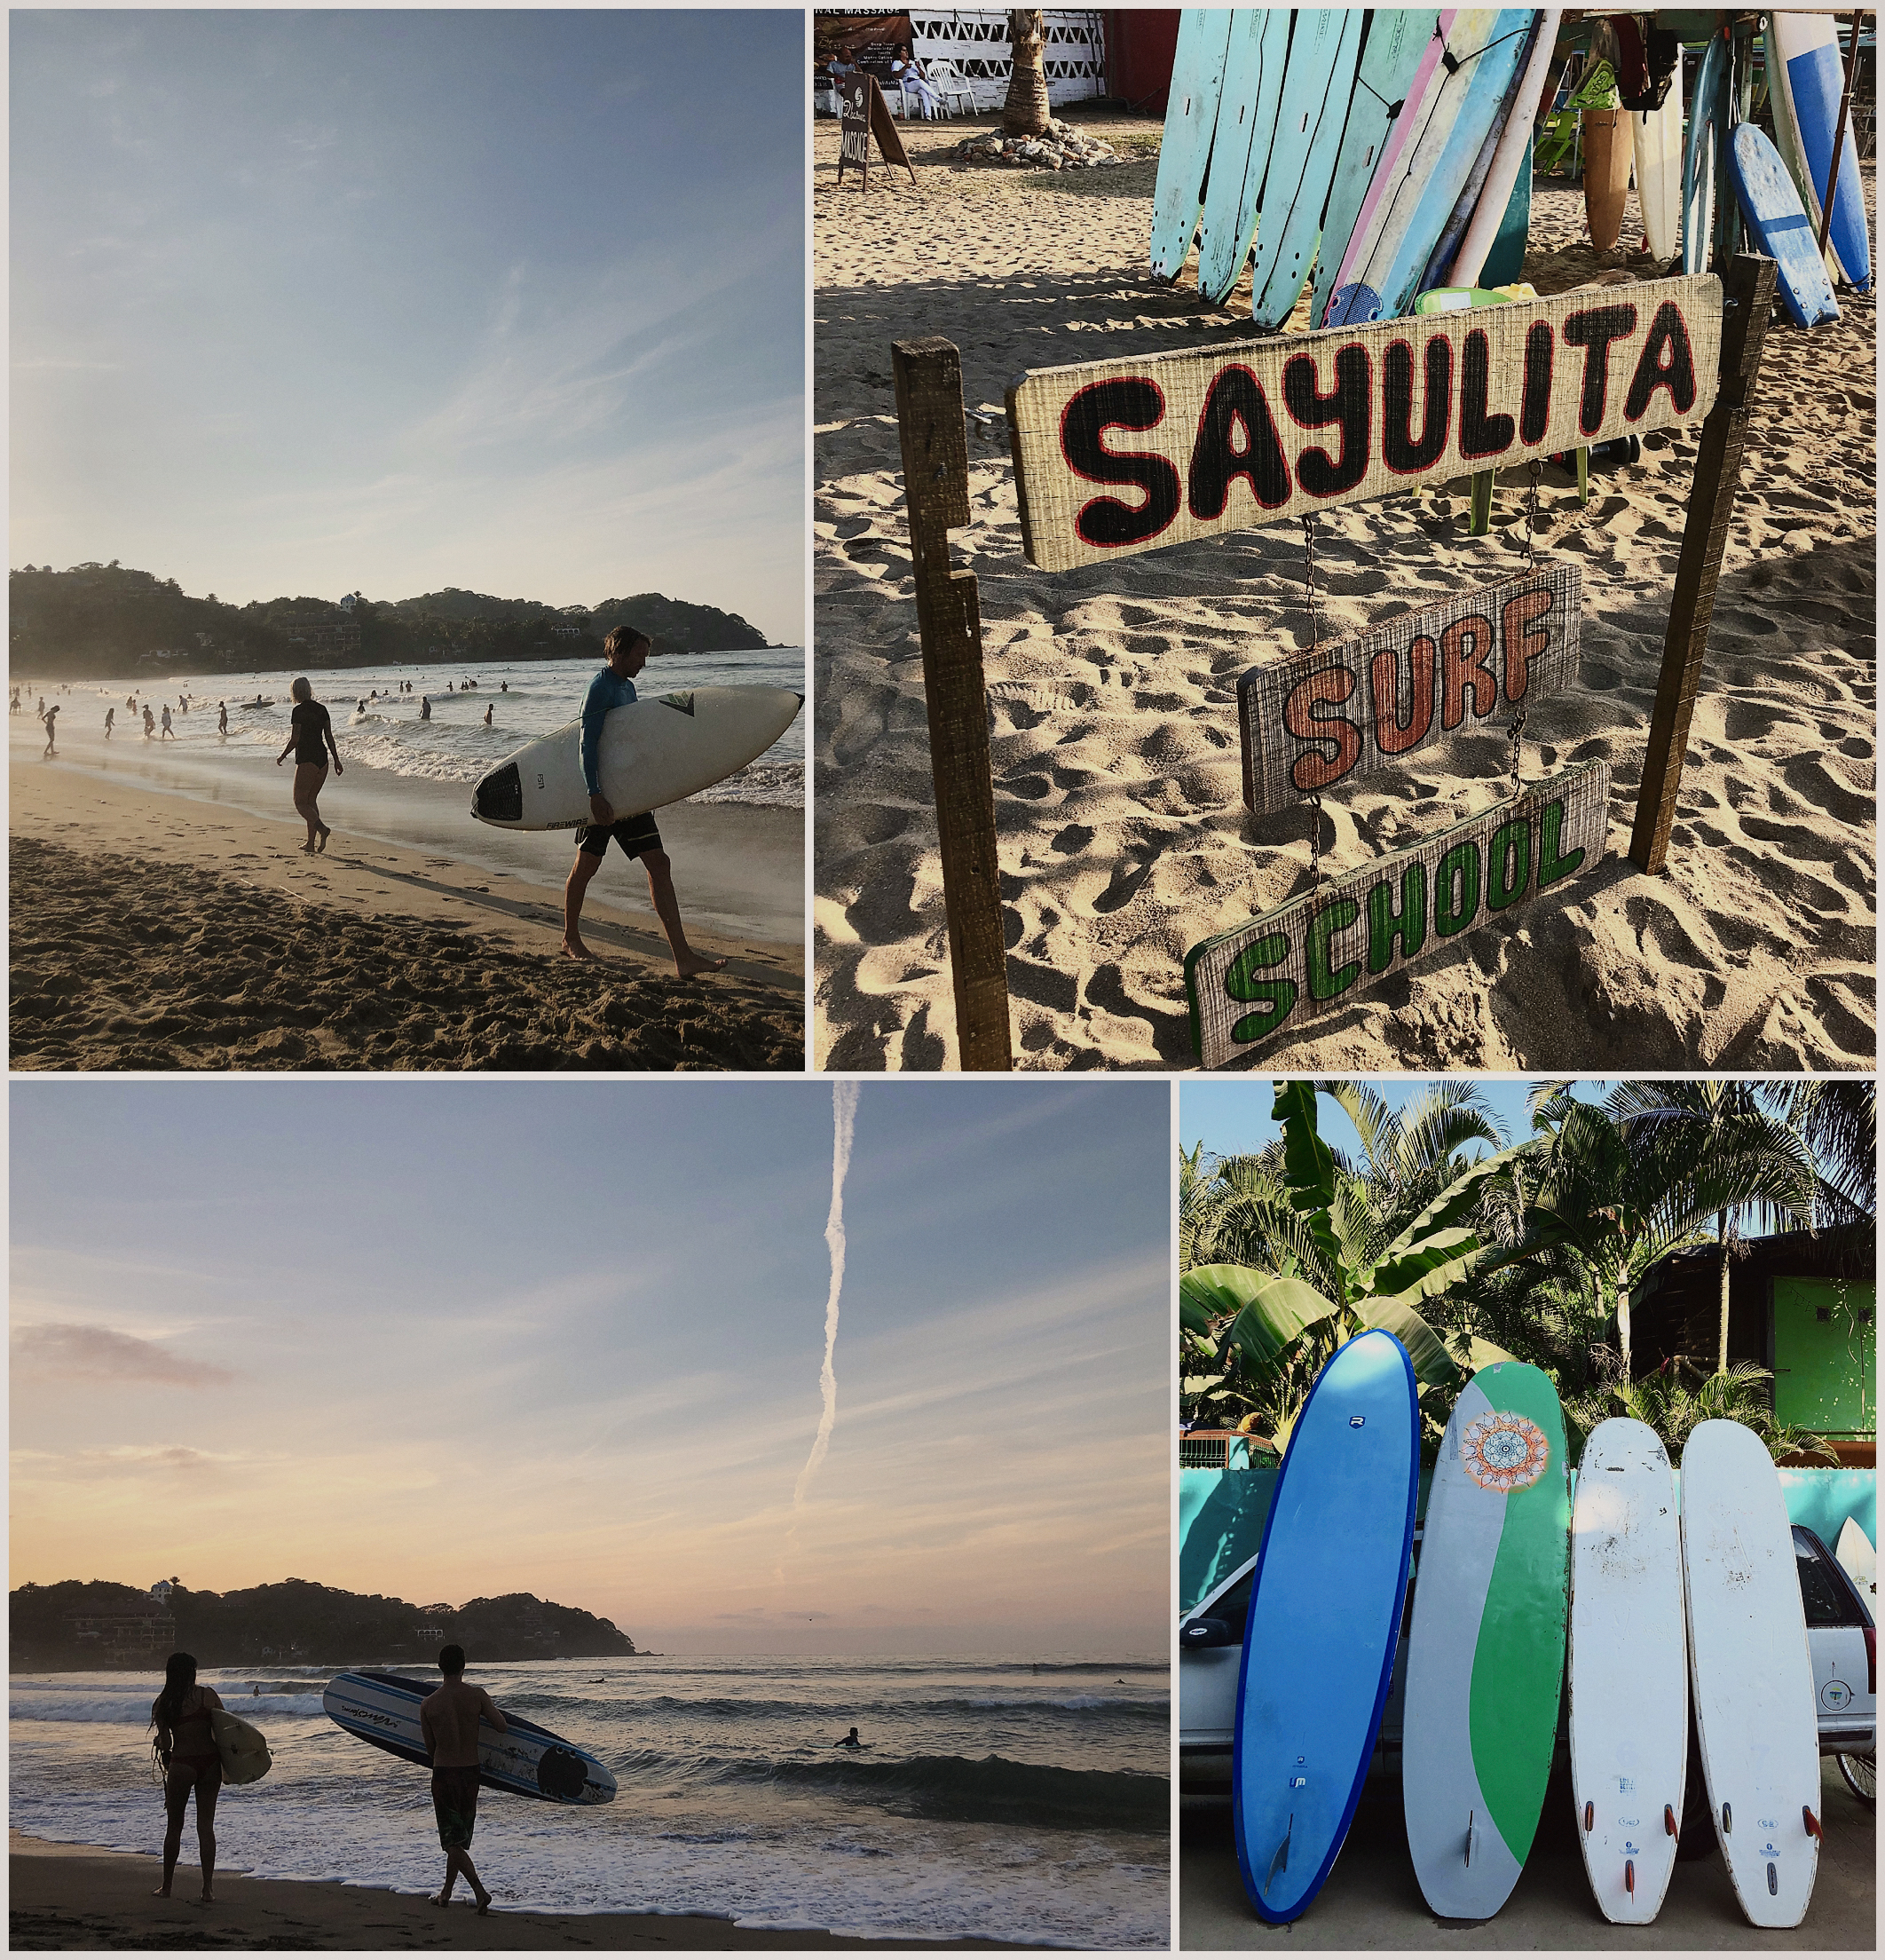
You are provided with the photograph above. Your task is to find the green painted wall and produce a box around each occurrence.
[1773,1276,1876,1435]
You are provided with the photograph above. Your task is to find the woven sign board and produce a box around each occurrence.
[1006,275,1723,572]
[1239,565,1583,814]
[1184,761,1610,1068]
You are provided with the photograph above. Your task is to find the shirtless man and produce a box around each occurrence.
[418,1645,506,1914]
[561,624,726,977]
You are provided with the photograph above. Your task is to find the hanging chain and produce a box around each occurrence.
[1300,512,1324,892]
[1525,456,1542,577]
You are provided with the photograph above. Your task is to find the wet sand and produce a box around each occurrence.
[813,113,1875,1071]
[9,1834,1021,1949]
[10,763,802,1071]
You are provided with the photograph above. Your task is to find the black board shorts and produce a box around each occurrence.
[575,810,661,860]
[431,1764,481,1849]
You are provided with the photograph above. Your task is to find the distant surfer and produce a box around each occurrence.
[106,707,115,739]
[275,676,343,854]
[419,1644,507,1917]
[42,704,59,755]
[150,1652,225,1906]
[835,1727,864,1751]
[217,702,228,741]
[560,625,728,979]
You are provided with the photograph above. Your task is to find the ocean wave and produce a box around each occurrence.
[12,1689,327,1725]
[722,1752,1169,1833]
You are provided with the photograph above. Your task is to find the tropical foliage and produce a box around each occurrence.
[1181,1079,1872,1467]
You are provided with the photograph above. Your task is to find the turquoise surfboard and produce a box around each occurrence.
[1729,122,1839,327]
[1683,30,1729,273]
[1150,11,1237,282]
[1195,9,1291,304]
[1242,9,1366,325]
[1233,1330,1418,1924]
[1401,1363,1571,1920]
[1479,130,1534,288]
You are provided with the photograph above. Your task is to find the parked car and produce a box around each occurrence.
[1179,1519,1877,1806]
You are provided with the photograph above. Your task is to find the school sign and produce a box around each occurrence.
[1184,762,1610,1069]
[1006,276,1722,572]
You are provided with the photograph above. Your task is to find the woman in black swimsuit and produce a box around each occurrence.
[150,1652,225,1905]
[275,676,343,852]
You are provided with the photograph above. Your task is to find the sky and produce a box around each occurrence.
[11,10,805,644]
[1180,1077,1613,1165]
[10,1080,1171,1658]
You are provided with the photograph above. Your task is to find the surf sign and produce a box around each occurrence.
[1238,565,1581,814]
[1006,275,1723,573]
[1185,761,1607,1068]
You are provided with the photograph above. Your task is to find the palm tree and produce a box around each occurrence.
[1514,1084,1818,1380]
[1003,11,1051,137]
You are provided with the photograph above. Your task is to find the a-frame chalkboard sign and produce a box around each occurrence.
[837,72,916,191]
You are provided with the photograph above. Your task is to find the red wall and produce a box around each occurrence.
[1107,10,1180,114]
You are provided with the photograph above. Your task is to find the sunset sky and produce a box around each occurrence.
[11,10,804,643]
[11,1081,1170,1656]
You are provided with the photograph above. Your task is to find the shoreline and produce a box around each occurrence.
[11,764,803,1071]
[8,1834,1027,1950]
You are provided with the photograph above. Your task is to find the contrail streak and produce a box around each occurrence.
[793,1081,859,1513]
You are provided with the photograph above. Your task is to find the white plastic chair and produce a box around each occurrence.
[924,58,978,117]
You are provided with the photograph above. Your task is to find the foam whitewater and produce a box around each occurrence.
[9,1655,1169,1946]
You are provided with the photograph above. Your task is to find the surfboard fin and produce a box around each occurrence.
[1465,1811,1479,1867]
[1625,1858,1635,1894]
[1664,1804,1677,1839]
[1803,1806,1821,1840]
[1583,1800,1593,1832]
[1721,1801,1731,1833]
[1265,1814,1293,1894]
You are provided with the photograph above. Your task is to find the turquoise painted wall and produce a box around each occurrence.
[1180,1464,1877,1616]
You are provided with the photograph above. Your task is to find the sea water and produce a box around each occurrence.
[9,1655,1169,1947]
[21,649,805,810]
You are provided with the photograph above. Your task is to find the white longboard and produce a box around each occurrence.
[1569,1419,1686,1924]
[1834,1516,1875,1596]
[1630,66,1684,263]
[469,685,801,830]
[1680,1419,1822,1928]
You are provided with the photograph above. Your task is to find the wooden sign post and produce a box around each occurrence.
[892,337,1013,1071]
[837,73,916,190]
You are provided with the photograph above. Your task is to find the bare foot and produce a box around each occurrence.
[560,937,595,961]
[316,826,332,853]
[152,1887,171,1899]
[300,842,318,854]
[431,1893,453,1909]
[192,1894,214,1907]
[474,1889,493,1917]
[674,952,728,979]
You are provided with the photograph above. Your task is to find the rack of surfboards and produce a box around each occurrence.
[1153,11,1870,331]
[1230,1334,1829,1927]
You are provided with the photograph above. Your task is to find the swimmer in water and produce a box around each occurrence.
[834,1727,864,1751]
[483,703,493,727]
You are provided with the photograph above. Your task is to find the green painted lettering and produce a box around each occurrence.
[1366,862,1427,973]
[1226,932,1297,1043]
[1306,898,1361,1001]
[1435,839,1481,936]
[1537,798,1586,888]
[1487,816,1533,909]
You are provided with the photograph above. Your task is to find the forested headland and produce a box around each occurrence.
[9,562,773,676]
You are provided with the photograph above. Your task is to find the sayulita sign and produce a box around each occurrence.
[1239,565,1582,814]
[1006,275,1723,573]
[1184,762,1611,1069]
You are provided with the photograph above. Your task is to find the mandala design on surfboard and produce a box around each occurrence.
[1460,1411,1550,1491]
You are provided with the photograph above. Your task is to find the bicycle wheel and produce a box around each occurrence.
[1836,1751,1876,1807]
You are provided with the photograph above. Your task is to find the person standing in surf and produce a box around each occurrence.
[274,676,342,853]
[150,1652,225,1906]
[561,624,727,978]
[419,1645,507,1915]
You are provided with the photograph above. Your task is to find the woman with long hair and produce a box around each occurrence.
[274,676,343,851]
[150,1652,225,1904]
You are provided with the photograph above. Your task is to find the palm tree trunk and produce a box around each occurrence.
[1717,1240,1731,1374]
[1616,1278,1632,1381]
[1004,11,1051,137]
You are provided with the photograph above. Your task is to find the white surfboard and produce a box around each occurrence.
[1446,8,1564,288]
[1680,1419,1822,1929]
[1570,1419,1686,1924]
[469,685,801,830]
[1834,1516,1875,1596]
[1629,65,1684,263]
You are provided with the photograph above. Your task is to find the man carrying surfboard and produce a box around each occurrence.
[419,1645,507,1915]
[562,624,728,978]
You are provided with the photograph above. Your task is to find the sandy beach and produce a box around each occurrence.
[8,1834,1021,1949]
[10,746,803,1071]
[813,113,1875,1071]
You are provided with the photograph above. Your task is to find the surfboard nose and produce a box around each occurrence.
[471,761,522,824]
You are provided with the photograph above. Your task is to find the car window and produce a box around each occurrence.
[1194,1570,1253,1635]
[1794,1528,1861,1628]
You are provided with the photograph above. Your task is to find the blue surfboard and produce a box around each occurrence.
[1729,122,1839,328]
[1232,1330,1419,1924]
[1682,29,1730,274]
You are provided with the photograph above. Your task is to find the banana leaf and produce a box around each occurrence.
[1180,1264,1337,1368]
[1351,1296,1463,1387]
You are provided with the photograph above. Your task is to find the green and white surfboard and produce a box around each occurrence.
[1401,1362,1571,1919]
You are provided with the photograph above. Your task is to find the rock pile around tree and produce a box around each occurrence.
[953,119,1124,170]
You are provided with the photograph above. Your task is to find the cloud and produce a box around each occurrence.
[79,1445,229,1472]
[12,1323,235,1386]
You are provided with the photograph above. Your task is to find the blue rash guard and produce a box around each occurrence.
[580,667,638,797]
